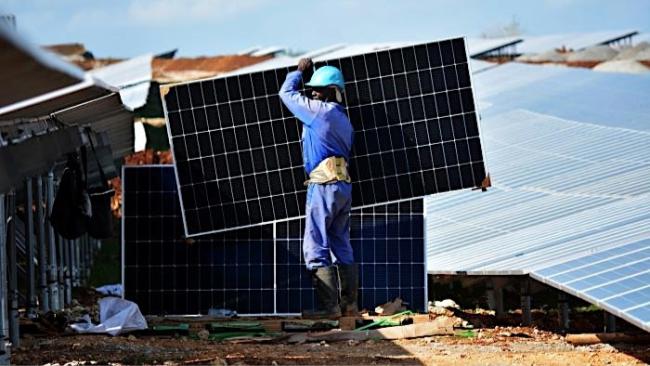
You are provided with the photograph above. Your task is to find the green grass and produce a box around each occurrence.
[88,233,121,287]
[574,304,601,313]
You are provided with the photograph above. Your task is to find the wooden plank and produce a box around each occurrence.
[411,314,432,324]
[287,322,454,343]
[339,316,358,330]
[566,333,650,345]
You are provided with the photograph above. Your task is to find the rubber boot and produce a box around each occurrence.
[302,266,341,319]
[337,263,359,316]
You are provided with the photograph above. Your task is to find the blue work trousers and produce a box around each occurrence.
[303,181,354,271]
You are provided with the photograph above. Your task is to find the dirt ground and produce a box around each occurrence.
[13,326,650,366]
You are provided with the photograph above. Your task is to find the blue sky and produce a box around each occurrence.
[2,0,649,58]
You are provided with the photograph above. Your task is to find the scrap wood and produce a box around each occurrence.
[153,323,190,331]
[209,321,264,332]
[375,298,407,315]
[356,310,414,331]
[282,319,338,332]
[566,332,650,345]
[208,331,272,342]
[142,323,190,336]
[287,322,454,343]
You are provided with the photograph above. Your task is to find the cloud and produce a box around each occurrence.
[127,0,268,26]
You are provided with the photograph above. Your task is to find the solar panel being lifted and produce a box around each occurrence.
[122,165,427,315]
[163,37,487,236]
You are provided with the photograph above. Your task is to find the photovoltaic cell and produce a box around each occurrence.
[163,37,487,236]
[122,165,275,315]
[276,200,426,314]
[532,239,650,332]
[123,166,426,315]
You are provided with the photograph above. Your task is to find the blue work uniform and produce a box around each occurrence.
[279,70,355,271]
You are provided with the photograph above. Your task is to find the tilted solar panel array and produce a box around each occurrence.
[122,166,426,315]
[163,37,487,236]
[532,239,650,332]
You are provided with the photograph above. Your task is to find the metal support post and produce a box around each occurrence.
[604,312,617,333]
[0,194,11,364]
[45,172,59,311]
[64,239,72,305]
[78,236,85,285]
[521,279,532,326]
[84,236,91,282]
[491,277,506,320]
[6,191,19,347]
[73,238,80,287]
[24,179,37,317]
[36,177,49,312]
[85,236,91,282]
[558,292,570,331]
[485,280,496,310]
[83,236,89,284]
[57,235,65,308]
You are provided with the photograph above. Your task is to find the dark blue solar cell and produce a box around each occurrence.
[166,38,483,235]
[124,166,425,314]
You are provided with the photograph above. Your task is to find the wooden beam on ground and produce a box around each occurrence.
[566,333,650,345]
[287,322,454,343]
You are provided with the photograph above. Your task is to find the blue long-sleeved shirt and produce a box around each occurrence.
[279,70,354,175]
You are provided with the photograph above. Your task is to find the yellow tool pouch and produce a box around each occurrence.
[305,156,351,185]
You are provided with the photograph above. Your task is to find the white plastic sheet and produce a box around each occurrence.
[70,297,147,336]
[95,284,124,297]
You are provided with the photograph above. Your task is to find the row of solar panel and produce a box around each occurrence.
[532,239,650,330]
[123,166,426,315]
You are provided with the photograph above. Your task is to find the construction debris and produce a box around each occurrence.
[281,319,338,332]
[566,332,650,345]
[431,299,461,309]
[374,297,407,315]
[286,322,455,343]
[69,297,148,336]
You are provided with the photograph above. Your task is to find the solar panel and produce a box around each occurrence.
[276,200,426,314]
[531,239,650,332]
[163,37,487,236]
[122,165,426,315]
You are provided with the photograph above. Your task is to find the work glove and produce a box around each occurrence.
[297,58,312,72]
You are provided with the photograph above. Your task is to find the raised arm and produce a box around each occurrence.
[279,58,322,126]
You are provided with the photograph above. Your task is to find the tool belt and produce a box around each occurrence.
[305,156,351,185]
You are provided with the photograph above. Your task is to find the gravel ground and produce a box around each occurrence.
[12,327,650,366]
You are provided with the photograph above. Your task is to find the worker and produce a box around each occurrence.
[279,58,357,318]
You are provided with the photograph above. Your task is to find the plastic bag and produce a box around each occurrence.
[70,297,147,336]
[95,284,123,297]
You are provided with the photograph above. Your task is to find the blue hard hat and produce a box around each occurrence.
[305,65,345,90]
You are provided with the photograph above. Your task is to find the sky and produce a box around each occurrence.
[2,0,649,58]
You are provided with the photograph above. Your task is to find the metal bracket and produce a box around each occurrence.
[472,174,492,192]
[160,85,170,98]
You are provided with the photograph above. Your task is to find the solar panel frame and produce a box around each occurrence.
[275,200,427,314]
[530,238,650,332]
[122,165,427,316]
[162,37,488,237]
[121,165,275,315]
